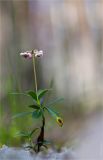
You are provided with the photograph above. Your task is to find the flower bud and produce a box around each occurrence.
[56,117,63,127]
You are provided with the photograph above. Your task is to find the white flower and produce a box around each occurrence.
[35,50,43,57]
[20,49,44,59]
[20,51,32,59]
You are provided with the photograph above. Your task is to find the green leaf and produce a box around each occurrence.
[28,105,39,109]
[32,110,42,119]
[46,98,64,108]
[27,91,37,101]
[30,128,39,137]
[24,146,33,149]
[45,107,58,119]
[45,107,63,127]
[43,140,51,145]
[15,132,30,138]
[10,92,29,96]
[37,89,51,100]
[12,111,32,119]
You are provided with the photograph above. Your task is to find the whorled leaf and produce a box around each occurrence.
[46,98,64,108]
[12,111,32,119]
[15,131,30,138]
[32,109,42,119]
[37,89,52,100]
[27,91,37,101]
[45,107,63,127]
[10,92,29,96]
[45,107,58,119]
[28,105,40,109]
[43,140,51,145]
[30,128,39,137]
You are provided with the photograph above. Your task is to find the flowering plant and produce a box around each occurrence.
[12,49,63,153]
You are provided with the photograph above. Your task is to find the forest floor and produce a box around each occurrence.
[0,110,103,160]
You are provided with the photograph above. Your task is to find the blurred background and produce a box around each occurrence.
[0,0,103,156]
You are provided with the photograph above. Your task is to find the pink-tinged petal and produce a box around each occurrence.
[27,52,32,59]
[20,49,44,59]
[20,52,32,59]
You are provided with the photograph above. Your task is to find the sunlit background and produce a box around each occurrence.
[0,0,103,156]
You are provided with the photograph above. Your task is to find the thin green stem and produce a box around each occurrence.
[32,53,38,93]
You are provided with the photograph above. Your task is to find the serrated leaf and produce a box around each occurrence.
[46,98,64,108]
[37,89,51,100]
[32,110,42,119]
[28,105,39,109]
[27,91,37,101]
[12,111,32,119]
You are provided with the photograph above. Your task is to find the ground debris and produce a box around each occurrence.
[0,145,75,160]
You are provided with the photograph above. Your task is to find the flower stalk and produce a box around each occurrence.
[32,51,38,93]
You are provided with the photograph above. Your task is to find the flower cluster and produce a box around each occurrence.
[20,50,43,59]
